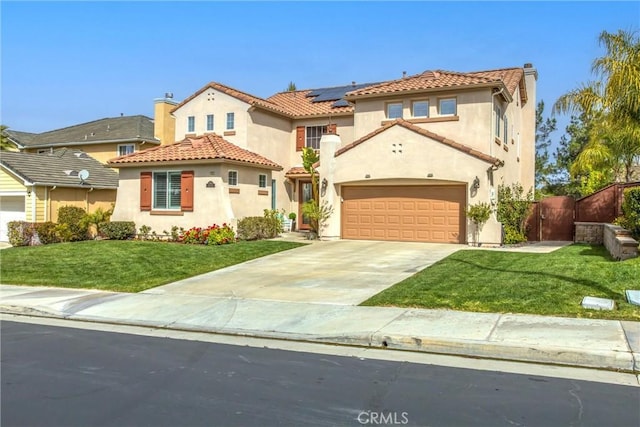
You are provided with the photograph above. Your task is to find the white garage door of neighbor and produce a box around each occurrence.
[0,196,26,241]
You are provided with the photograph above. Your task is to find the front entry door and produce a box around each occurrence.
[298,181,313,230]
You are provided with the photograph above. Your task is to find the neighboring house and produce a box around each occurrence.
[109,64,537,244]
[3,115,162,164]
[0,149,118,241]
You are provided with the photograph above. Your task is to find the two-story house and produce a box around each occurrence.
[108,64,536,244]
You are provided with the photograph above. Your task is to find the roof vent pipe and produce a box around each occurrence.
[402,71,407,78]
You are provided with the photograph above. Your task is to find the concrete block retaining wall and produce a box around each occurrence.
[603,224,638,261]
[574,222,638,260]
[574,222,604,244]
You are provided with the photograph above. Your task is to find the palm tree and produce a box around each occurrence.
[553,29,640,183]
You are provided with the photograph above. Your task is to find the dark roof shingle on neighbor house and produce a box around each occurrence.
[5,115,159,148]
[0,149,119,188]
[108,133,283,170]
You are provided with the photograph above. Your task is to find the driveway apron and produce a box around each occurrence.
[143,240,462,305]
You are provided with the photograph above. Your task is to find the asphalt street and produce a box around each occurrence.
[2,320,639,427]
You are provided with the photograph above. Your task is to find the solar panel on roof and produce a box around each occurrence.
[332,99,351,107]
[306,82,380,103]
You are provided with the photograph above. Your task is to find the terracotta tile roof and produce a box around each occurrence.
[108,133,282,170]
[335,119,502,166]
[267,89,355,118]
[171,81,291,117]
[345,67,526,103]
[284,166,311,178]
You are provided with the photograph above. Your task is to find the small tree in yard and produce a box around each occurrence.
[497,183,534,244]
[467,202,492,246]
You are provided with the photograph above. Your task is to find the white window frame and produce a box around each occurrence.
[228,170,238,186]
[503,115,508,143]
[412,100,429,118]
[187,116,195,133]
[439,98,456,116]
[226,113,235,130]
[117,143,135,156]
[206,114,214,131]
[386,102,403,119]
[305,125,327,150]
[153,171,181,210]
[258,174,267,188]
[495,106,501,138]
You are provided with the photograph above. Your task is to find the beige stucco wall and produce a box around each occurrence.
[246,109,292,212]
[172,90,250,147]
[318,128,504,244]
[111,163,276,233]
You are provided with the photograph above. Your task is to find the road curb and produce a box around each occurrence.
[2,307,637,374]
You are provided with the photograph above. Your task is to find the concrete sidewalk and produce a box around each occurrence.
[1,284,638,373]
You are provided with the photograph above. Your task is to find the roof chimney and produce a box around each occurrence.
[165,92,173,99]
[402,71,407,78]
[352,81,356,88]
[524,63,533,68]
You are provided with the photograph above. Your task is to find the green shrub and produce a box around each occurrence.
[7,221,34,247]
[503,226,527,245]
[57,206,89,241]
[206,224,236,245]
[618,187,640,240]
[237,217,277,240]
[467,202,492,246]
[497,183,534,244]
[101,221,136,240]
[263,209,284,235]
[81,206,113,238]
[34,222,61,245]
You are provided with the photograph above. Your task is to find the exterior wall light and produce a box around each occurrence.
[472,176,480,190]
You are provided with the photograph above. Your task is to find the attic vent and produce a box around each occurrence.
[64,170,79,177]
[421,71,440,80]
[74,152,90,159]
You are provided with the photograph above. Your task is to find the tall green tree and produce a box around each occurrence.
[547,114,592,196]
[535,101,557,192]
[553,29,640,183]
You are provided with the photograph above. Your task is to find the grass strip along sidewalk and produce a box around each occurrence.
[0,240,304,293]
[362,244,639,321]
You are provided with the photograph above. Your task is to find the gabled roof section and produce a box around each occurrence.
[108,133,283,170]
[170,81,291,117]
[335,119,502,166]
[0,149,118,188]
[345,67,526,104]
[7,115,159,148]
[3,130,37,148]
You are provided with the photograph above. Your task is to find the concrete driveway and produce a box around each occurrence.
[144,240,462,305]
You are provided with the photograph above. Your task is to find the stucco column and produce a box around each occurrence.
[318,133,341,240]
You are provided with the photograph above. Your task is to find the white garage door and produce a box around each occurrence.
[0,196,26,241]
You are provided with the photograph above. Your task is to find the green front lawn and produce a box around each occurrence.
[361,244,640,321]
[0,240,305,292]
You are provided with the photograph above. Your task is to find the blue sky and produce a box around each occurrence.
[2,1,639,148]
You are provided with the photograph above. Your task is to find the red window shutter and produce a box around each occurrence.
[181,170,194,211]
[327,124,337,135]
[140,172,152,211]
[296,126,305,151]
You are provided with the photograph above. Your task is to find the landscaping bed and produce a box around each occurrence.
[0,240,304,293]
[361,244,640,321]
